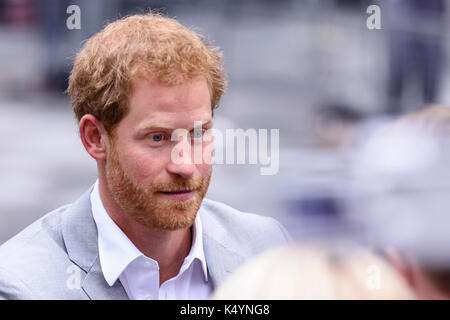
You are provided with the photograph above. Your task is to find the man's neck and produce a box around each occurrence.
[98,178,192,285]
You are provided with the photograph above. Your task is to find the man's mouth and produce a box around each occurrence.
[158,190,195,200]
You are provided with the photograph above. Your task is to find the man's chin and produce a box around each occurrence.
[135,195,203,231]
[142,209,198,231]
[161,202,195,213]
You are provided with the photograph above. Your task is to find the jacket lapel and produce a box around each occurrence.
[61,187,128,300]
[81,256,128,299]
[203,234,246,289]
[200,205,247,289]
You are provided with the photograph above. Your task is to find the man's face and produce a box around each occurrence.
[105,76,213,231]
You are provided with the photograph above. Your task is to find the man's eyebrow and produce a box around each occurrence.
[136,123,175,131]
[136,119,213,132]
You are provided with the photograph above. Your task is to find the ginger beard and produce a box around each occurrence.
[105,139,211,231]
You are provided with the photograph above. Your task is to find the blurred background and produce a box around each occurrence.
[2,0,450,262]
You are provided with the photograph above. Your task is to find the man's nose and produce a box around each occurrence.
[166,136,195,178]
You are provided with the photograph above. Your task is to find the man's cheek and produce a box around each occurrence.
[198,163,212,176]
[127,156,159,180]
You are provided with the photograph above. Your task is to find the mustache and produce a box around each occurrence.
[150,178,207,192]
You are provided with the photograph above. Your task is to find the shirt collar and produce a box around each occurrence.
[90,180,208,286]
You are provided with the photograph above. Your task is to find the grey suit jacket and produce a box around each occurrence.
[0,187,290,299]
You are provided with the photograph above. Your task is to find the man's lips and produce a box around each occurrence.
[158,190,195,200]
[160,189,193,194]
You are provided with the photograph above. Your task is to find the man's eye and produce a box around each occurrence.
[193,130,204,139]
[150,134,165,142]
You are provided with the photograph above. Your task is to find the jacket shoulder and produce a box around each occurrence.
[200,198,291,256]
[0,204,74,299]
[0,204,68,259]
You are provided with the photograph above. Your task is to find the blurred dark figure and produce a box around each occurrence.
[36,0,73,93]
[35,0,173,94]
[315,103,365,147]
[285,188,358,240]
[385,0,446,115]
[0,0,36,26]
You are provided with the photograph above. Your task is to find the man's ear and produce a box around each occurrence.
[79,114,109,160]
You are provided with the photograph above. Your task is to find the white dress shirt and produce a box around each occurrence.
[90,180,211,300]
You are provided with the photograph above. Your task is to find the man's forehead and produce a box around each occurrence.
[125,74,212,128]
[130,75,210,107]
[131,74,209,95]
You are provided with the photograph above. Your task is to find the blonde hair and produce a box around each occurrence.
[213,244,415,300]
[68,12,227,133]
